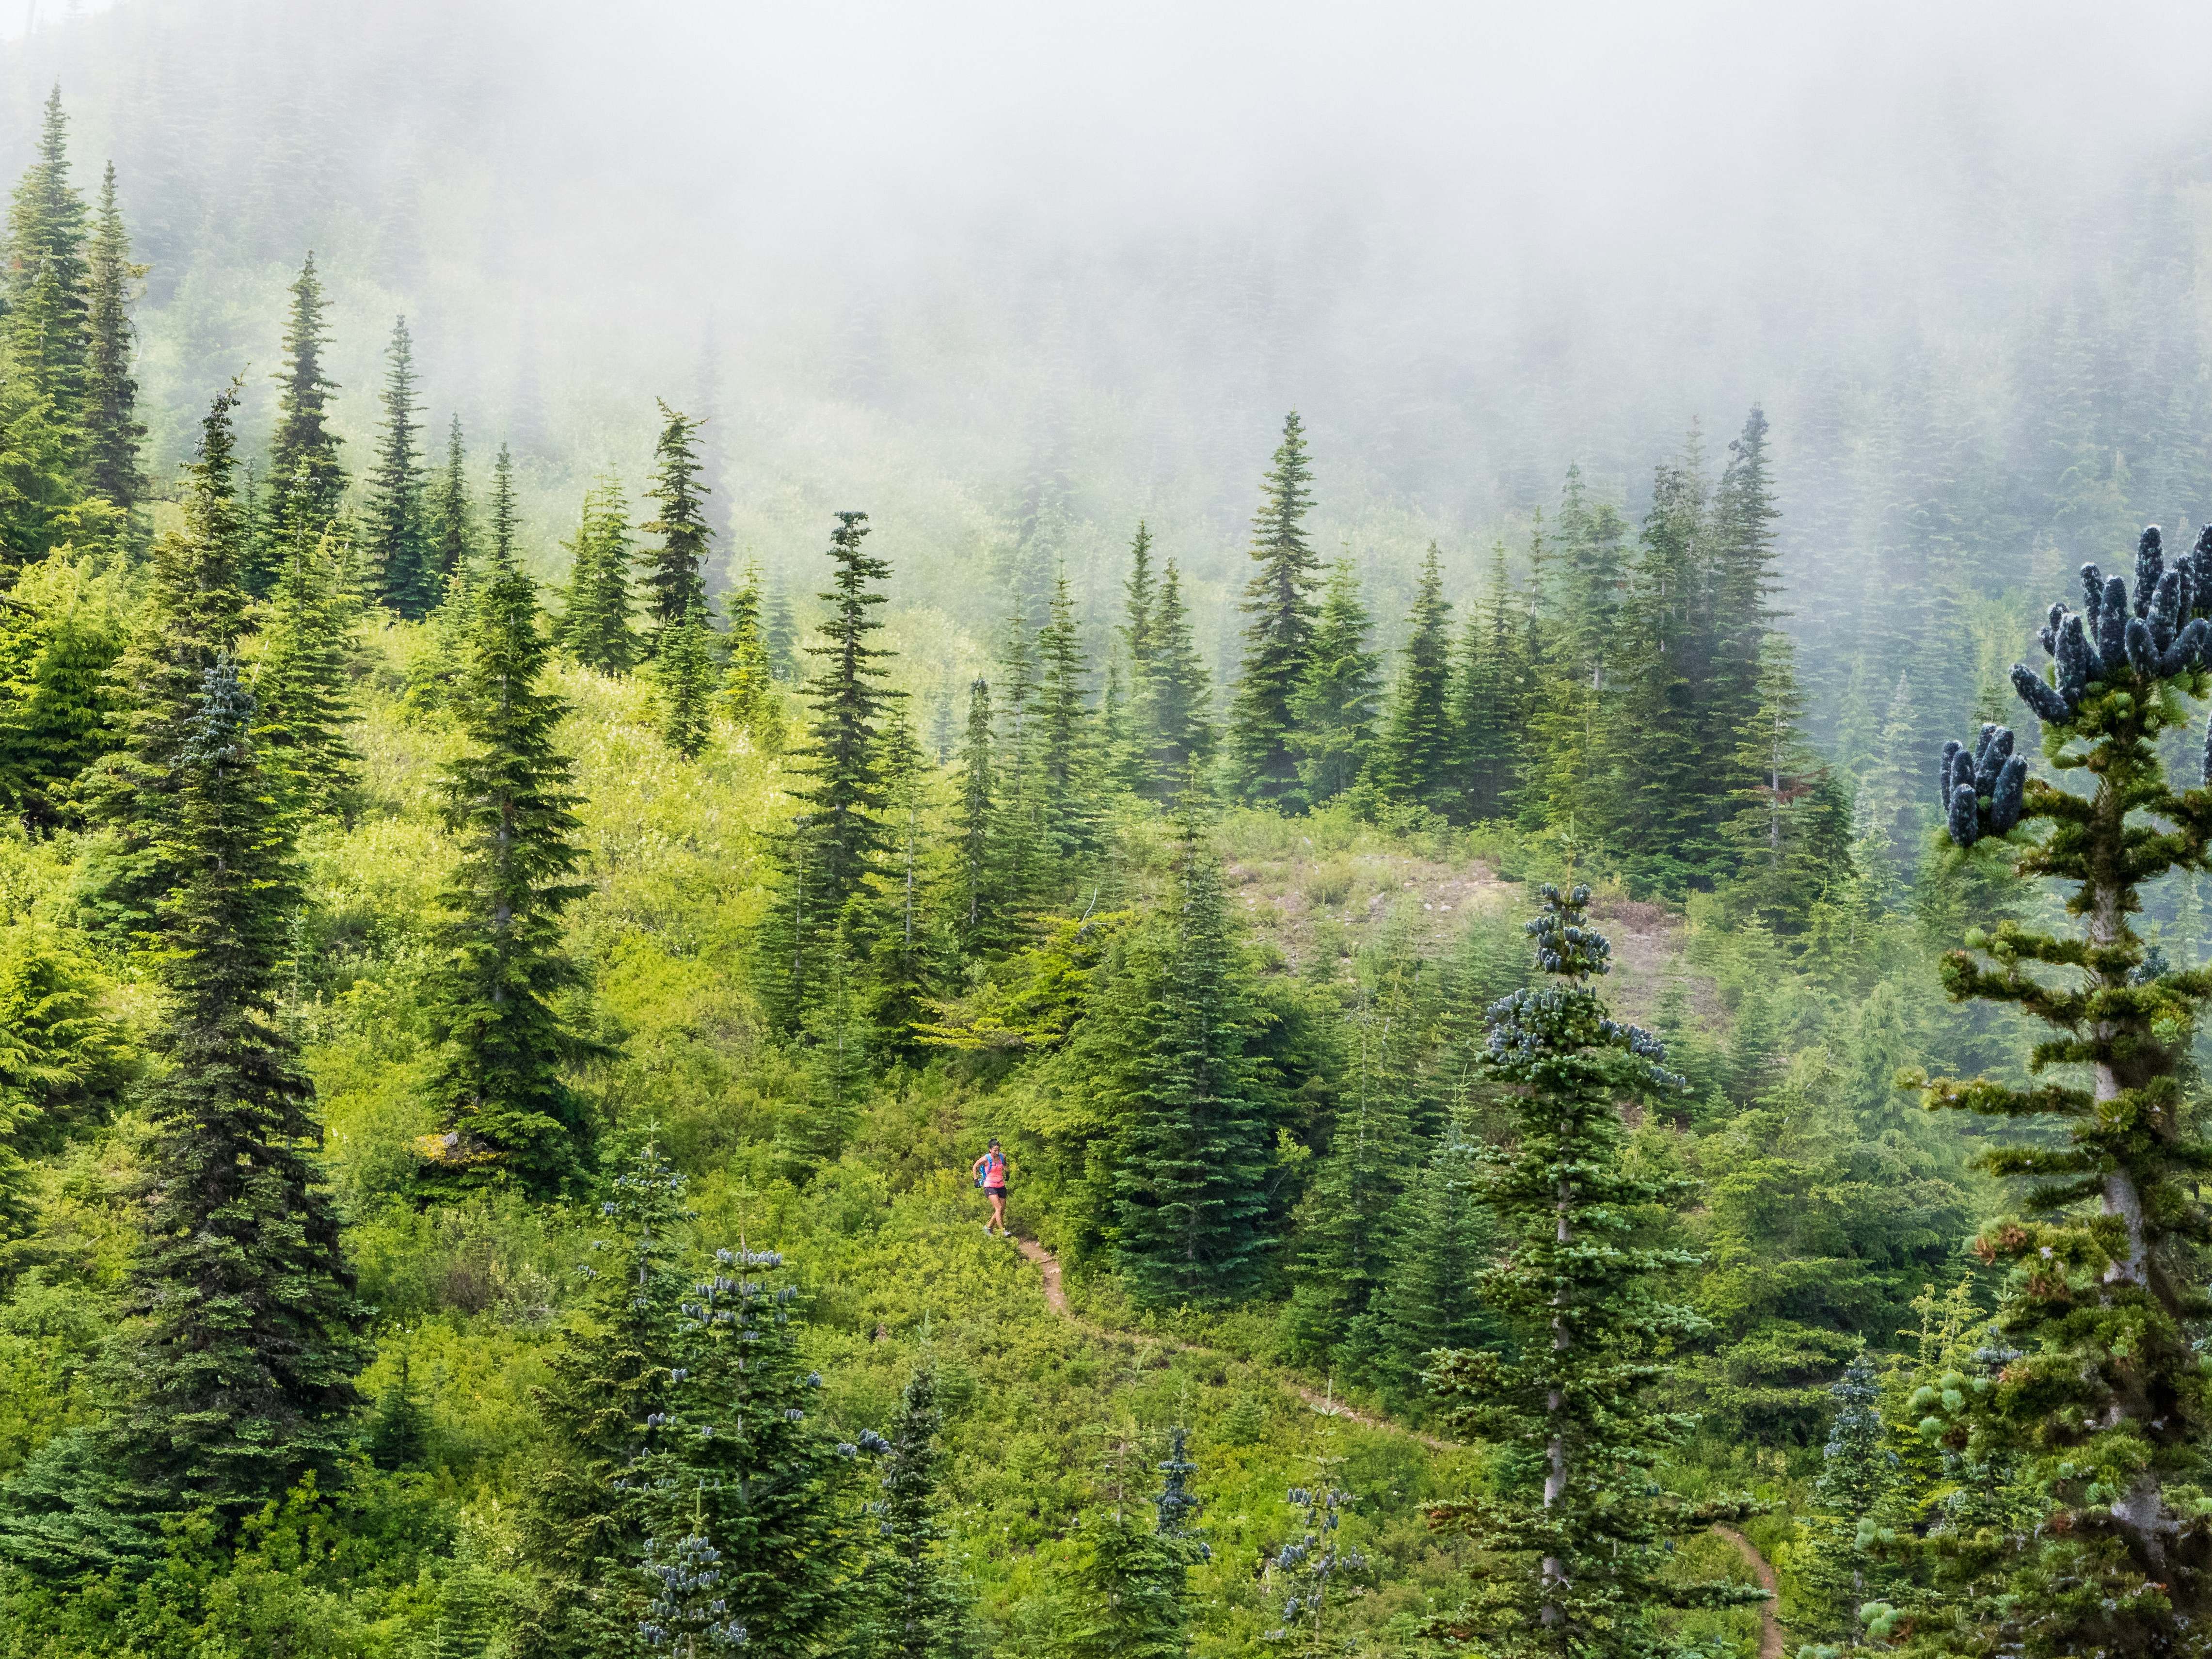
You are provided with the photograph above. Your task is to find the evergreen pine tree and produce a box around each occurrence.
[1706,406,1782,819]
[1286,973,1419,1365]
[1455,542,1528,823]
[5,88,90,424]
[1369,1120,1497,1405]
[866,713,937,1062]
[366,316,436,619]
[654,600,715,759]
[640,399,712,639]
[1525,466,1631,846]
[80,163,145,535]
[1037,566,1096,859]
[78,385,250,938]
[429,414,474,587]
[851,1364,974,1659]
[1424,882,1764,1654]
[718,558,783,749]
[953,676,1005,954]
[418,556,595,1197]
[764,574,799,682]
[556,477,640,675]
[266,252,345,565]
[1121,520,1158,680]
[1374,544,1456,816]
[486,442,519,568]
[1108,808,1275,1306]
[1134,560,1214,801]
[251,522,361,826]
[1905,527,2212,1651]
[120,656,367,1510]
[1063,1431,1206,1659]
[0,553,122,828]
[793,511,901,920]
[1721,631,1854,930]
[1289,558,1379,807]
[1226,412,1321,807]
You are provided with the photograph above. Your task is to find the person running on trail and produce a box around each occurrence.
[972,1139,1009,1237]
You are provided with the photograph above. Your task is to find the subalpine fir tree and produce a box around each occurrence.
[718,558,783,749]
[251,523,361,826]
[1113,521,1160,790]
[992,592,1047,904]
[1226,412,1321,807]
[5,88,90,422]
[1063,1431,1208,1659]
[953,676,1005,953]
[1285,973,1420,1365]
[851,1364,974,1659]
[1705,406,1782,812]
[120,656,367,1510]
[0,554,122,829]
[1375,544,1457,816]
[366,316,436,619]
[1135,560,1214,801]
[266,253,345,563]
[80,163,145,535]
[1901,523,2212,1653]
[653,600,715,758]
[1425,882,1763,1655]
[1289,558,1379,807]
[487,441,519,566]
[1369,1119,1497,1407]
[1792,1358,1904,1652]
[429,414,474,587]
[1525,466,1630,844]
[1037,567,1096,859]
[866,713,936,1063]
[640,399,712,640]
[1614,432,1716,890]
[1109,805,1275,1307]
[79,385,250,938]
[1721,630,1853,930]
[557,477,640,675]
[0,359,83,574]
[793,511,901,921]
[1455,543,1528,823]
[764,574,798,682]
[418,553,595,1197]
[1264,1466,1367,1655]
[1122,520,1159,680]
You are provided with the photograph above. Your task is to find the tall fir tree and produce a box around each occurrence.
[1289,558,1380,807]
[5,87,90,422]
[654,599,715,759]
[1720,631,1853,930]
[428,414,474,587]
[1134,559,1214,801]
[1455,542,1529,823]
[1905,526,2212,1652]
[366,316,436,620]
[1705,406,1782,821]
[418,555,595,1197]
[79,385,250,938]
[640,399,712,640]
[793,511,901,920]
[1374,544,1457,816]
[1108,808,1275,1307]
[953,676,1003,952]
[718,558,784,749]
[80,163,145,536]
[1036,566,1096,860]
[1226,412,1321,807]
[556,477,640,675]
[120,656,367,1511]
[250,522,361,827]
[1525,465,1631,844]
[1369,1119,1497,1407]
[266,252,345,568]
[1425,882,1763,1655]
[1063,1432,1206,1659]
[1285,971,1420,1364]
[851,1365,974,1659]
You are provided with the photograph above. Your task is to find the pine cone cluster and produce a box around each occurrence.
[1936,723,2027,847]
[2012,525,2212,724]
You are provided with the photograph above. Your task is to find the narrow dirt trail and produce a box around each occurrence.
[1713,1525,1787,1659]
[1014,1232,1786,1647]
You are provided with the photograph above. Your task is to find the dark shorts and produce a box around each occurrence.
[985,1185,1007,1199]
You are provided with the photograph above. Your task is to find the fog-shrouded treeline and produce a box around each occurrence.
[11,11,2212,1659]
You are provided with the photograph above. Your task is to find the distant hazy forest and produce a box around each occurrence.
[12,5,2212,1659]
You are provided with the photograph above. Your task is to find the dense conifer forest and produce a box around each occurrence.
[13,6,2212,1658]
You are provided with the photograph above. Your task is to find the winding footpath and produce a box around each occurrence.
[1012,1233,1785,1659]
